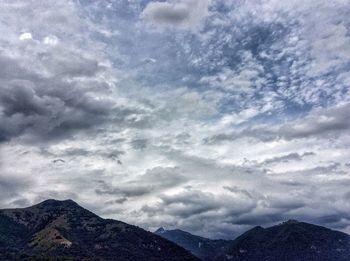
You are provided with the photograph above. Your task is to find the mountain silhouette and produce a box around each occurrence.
[156,220,350,261]
[155,227,230,260]
[0,199,199,260]
[216,220,350,261]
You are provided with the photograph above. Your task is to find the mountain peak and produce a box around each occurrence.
[28,199,83,213]
[35,198,78,206]
[155,227,167,234]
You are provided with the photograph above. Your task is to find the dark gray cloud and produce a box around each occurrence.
[95,182,152,198]
[141,0,209,30]
[0,70,150,143]
[95,167,187,199]
[52,159,65,164]
[95,172,155,199]
[105,198,128,205]
[59,148,125,161]
[130,138,148,150]
[40,50,103,78]
[223,186,254,199]
[261,152,315,165]
[0,28,155,143]
[143,3,189,24]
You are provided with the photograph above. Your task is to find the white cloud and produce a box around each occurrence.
[19,32,32,40]
[43,35,59,45]
[219,108,260,126]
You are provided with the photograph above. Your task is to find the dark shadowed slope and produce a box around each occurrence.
[0,199,199,261]
[216,220,350,261]
[155,227,231,260]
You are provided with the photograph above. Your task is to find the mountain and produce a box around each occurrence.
[216,220,350,261]
[155,227,230,260]
[2,201,349,261]
[155,221,350,261]
[0,199,199,261]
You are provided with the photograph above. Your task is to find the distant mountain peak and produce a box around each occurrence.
[155,227,167,234]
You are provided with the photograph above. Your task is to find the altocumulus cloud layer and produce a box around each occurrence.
[0,0,350,239]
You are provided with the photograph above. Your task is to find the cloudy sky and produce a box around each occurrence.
[1,0,350,239]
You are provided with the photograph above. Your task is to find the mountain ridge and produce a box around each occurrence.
[0,199,199,261]
[155,227,231,260]
[216,219,350,261]
[155,220,350,261]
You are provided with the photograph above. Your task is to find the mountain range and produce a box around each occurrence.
[1,199,349,261]
[156,220,350,261]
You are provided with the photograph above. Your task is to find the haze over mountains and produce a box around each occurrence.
[1,199,349,261]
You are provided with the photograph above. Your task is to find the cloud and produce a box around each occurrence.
[260,152,315,165]
[43,35,59,45]
[140,185,309,238]
[205,103,350,143]
[0,1,156,144]
[223,186,254,199]
[95,167,187,199]
[0,55,151,143]
[59,148,125,161]
[95,181,152,198]
[141,0,210,31]
[0,173,34,206]
[19,32,32,41]
[130,138,148,150]
[141,188,257,234]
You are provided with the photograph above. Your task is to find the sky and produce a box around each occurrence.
[0,0,350,239]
